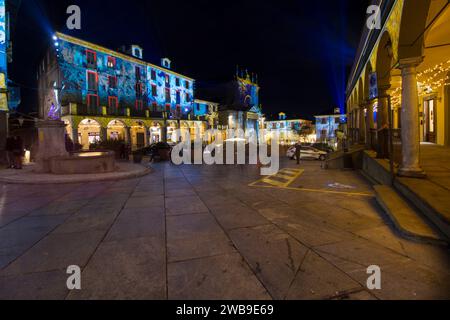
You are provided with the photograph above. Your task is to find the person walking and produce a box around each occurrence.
[5,136,15,168]
[12,136,24,170]
[295,142,302,165]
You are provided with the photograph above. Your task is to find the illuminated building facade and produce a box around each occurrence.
[38,33,211,149]
[315,113,347,144]
[265,113,314,144]
[346,0,450,177]
[0,0,20,162]
[198,70,263,139]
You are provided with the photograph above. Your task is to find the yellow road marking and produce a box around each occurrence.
[252,185,374,197]
[249,168,304,188]
[248,168,373,197]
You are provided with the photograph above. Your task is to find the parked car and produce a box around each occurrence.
[310,143,335,154]
[287,146,328,161]
[139,143,172,162]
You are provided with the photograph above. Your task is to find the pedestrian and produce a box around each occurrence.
[5,136,15,168]
[295,142,302,165]
[12,136,24,170]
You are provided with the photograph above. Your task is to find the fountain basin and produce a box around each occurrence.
[49,151,116,175]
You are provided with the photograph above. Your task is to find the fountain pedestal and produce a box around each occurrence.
[34,120,68,173]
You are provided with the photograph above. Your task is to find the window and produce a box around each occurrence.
[152,102,158,112]
[135,83,143,98]
[107,56,116,68]
[135,66,141,81]
[165,104,171,113]
[176,106,181,116]
[165,88,171,103]
[151,69,157,81]
[135,100,143,110]
[165,74,170,87]
[185,80,190,89]
[321,118,327,125]
[86,50,97,68]
[87,71,98,91]
[151,85,157,97]
[335,117,340,124]
[87,94,99,108]
[108,96,118,110]
[185,93,191,103]
[176,91,181,104]
[109,75,117,89]
[175,78,180,86]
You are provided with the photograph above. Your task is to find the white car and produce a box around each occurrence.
[287,146,327,161]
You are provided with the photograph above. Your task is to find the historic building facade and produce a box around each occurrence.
[38,33,213,150]
[264,113,314,144]
[315,113,347,145]
[346,0,450,177]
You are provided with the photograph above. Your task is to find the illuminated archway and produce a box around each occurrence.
[78,119,102,150]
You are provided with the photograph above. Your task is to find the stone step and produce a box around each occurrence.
[374,185,448,246]
[394,178,450,240]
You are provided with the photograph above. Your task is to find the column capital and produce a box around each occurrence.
[398,57,424,69]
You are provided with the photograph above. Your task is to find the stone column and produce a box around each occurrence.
[71,127,79,144]
[398,57,426,178]
[365,101,374,149]
[125,127,132,146]
[0,111,8,164]
[100,127,108,143]
[377,85,390,159]
[359,105,366,143]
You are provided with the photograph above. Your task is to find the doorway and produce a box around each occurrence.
[424,99,437,144]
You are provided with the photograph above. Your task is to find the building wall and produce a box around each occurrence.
[50,35,194,116]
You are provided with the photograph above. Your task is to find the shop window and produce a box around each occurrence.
[86,50,97,68]
[87,71,98,91]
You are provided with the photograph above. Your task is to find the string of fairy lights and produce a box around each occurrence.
[390,59,450,108]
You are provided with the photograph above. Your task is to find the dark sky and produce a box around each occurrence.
[11,0,370,119]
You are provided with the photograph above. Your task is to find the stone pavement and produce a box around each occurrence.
[0,159,449,300]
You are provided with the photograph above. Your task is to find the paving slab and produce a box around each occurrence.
[167,213,235,263]
[1,230,106,276]
[165,195,209,216]
[0,270,69,300]
[168,253,271,300]
[229,225,309,299]
[67,237,166,300]
[286,251,362,300]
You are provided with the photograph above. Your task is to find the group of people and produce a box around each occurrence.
[5,135,25,170]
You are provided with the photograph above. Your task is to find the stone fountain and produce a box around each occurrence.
[35,88,115,175]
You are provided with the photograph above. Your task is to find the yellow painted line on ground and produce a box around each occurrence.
[249,168,305,188]
[251,184,374,197]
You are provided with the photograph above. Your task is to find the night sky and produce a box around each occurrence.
[11,0,370,120]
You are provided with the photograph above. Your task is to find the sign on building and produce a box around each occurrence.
[369,72,378,100]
